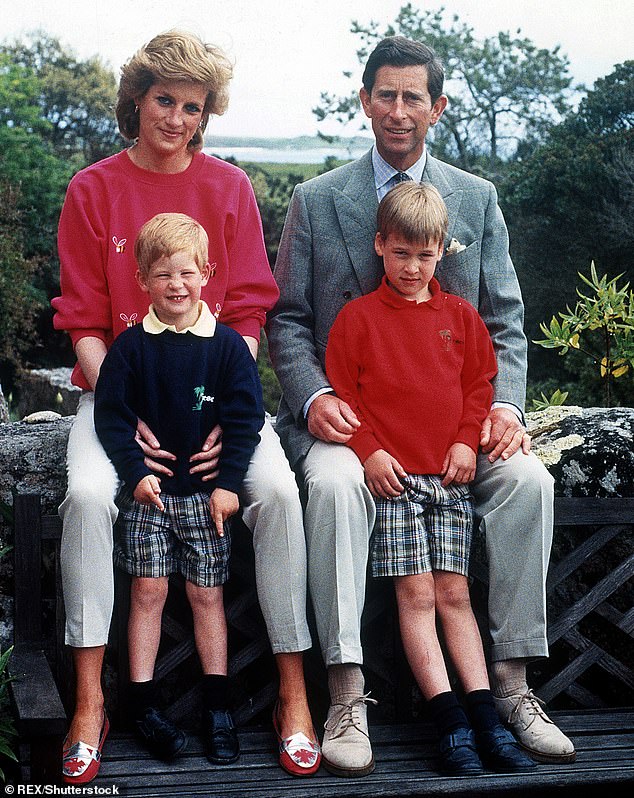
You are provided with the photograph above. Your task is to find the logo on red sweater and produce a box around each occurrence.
[120,312,138,327]
[439,329,452,351]
[112,236,127,253]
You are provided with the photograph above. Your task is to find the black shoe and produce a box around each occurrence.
[135,707,188,761]
[476,725,538,772]
[204,709,240,764]
[438,727,485,775]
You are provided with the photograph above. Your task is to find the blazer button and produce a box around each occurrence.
[343,291,352,301]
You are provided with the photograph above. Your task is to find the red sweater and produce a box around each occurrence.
[52,150,278,390]
[325,277,497,475]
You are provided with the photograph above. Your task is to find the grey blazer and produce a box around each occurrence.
[267,149,527,466]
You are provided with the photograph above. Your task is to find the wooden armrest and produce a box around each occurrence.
[9,647,67,737]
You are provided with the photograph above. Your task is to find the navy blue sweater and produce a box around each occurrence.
[94,323,264,495]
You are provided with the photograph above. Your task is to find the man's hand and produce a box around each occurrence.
[136,419,176,477]
[480,407,531,463]
[307,394,360,443]
[209,487,239,537]
[363,449,407,498]
[441,443,476,486]
[133,475,165,512]
[190,424,222,481]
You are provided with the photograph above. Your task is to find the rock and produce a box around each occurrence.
[22,411,63,424]
[14,367,81,418]
[527,405,634,497]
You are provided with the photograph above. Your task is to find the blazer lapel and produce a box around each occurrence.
[332,151,382,294]
[423,154,464,243]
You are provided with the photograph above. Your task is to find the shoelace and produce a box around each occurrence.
[324,692,378,739]
[508,690,552,727]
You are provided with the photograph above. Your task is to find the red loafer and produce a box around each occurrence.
[272,703,321,777]
[62,710,110,784]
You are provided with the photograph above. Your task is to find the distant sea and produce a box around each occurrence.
[203,145,371,164]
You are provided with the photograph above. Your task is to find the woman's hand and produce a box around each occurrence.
[133,475,165,511]
[136,418,177,477]
[189,424,223,481]
[209,487,239,537]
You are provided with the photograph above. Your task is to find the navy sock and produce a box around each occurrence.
[128,679,158,721]
[428,691,470,737]
[202,674,230,712]
[465,689,501,733]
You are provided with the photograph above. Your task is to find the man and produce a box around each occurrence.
[267,36,575,776]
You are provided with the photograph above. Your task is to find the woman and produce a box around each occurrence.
[53,30,319,783]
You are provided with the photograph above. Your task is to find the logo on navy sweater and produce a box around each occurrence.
[193,386,215,411]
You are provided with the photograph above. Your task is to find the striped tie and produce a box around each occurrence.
[395,171,411,182]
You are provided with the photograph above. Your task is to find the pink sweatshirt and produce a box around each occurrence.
[52,150,278,389]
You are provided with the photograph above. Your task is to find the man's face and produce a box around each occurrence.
[360,65,447,171]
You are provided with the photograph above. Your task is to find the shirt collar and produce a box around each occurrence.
[142,300,217,337]
[372,146,427,196]
[378,274,443,309]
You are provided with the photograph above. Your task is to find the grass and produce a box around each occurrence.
[241,160,349,180]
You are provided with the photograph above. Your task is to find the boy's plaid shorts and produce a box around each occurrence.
[115,490,230,587]
[371,473,473,578]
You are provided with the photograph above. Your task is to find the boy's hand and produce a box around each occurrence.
[209,488,239,537]
[136,418,176,477]
[134,475,165,511]
[441,443,476,486]
[363,449,406,498]
[190,424,222,481]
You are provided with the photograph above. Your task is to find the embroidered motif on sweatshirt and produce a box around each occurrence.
[112,236,127,253]
[193,386,215,411]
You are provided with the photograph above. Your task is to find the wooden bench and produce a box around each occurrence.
[8,492,634,793]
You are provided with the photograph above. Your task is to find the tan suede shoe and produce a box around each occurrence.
[494,689,576,763]
[322,693,377,777]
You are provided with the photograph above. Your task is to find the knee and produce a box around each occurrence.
[186,582,223,613]
[434,577,471,615]
[395,576,436,615]
[304,457,365,500]
[61,480,117,518]
[132,577,168,611]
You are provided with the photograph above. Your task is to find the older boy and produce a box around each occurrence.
[94,213,264,765]
[325,183,535,775]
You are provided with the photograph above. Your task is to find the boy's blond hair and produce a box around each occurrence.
[377,182,448,245]
[135,213,209,276]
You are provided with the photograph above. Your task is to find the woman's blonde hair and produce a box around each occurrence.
[135,213,209,276]
[377,182,448,245]
[116,30,233,150]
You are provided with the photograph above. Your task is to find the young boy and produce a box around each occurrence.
[94,213,264,765]
[325,183,536,775]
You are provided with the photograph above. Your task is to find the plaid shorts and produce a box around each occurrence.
[115,491,230,587]
[371,473,473,578]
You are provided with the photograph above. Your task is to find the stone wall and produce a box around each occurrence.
[1,406,633,649]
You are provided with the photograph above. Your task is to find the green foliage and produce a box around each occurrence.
[314,3,574,170]
[534,264,634,406]
[0,184,44,378]
[0,544,17,783]
[530,388,569,412]
[0,31,121,164]
[256,334,281,416]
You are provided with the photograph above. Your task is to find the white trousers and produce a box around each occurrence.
[60,393,311,653]
[300,439,554,667]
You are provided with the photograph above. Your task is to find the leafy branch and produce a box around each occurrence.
[534,263,634,406]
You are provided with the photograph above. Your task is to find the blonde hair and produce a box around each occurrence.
[377,182,448,245]
[135,213,209,276]
[116,29,233,150]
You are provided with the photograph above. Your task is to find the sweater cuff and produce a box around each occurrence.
[228,317,263,341]
[455,424,482,455]
[349,429,383,466]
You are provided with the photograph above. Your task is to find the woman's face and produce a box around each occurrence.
[135,80,208,167]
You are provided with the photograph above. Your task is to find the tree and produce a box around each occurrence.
[0,31,121,164]
[502,62,634,397]
[0,183,43,382]
[314,3,574,171]
[0,54,73,257]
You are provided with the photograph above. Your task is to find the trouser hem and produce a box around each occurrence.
[489,639,549,662]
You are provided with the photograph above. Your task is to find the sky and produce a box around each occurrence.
[3,0,633,139]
